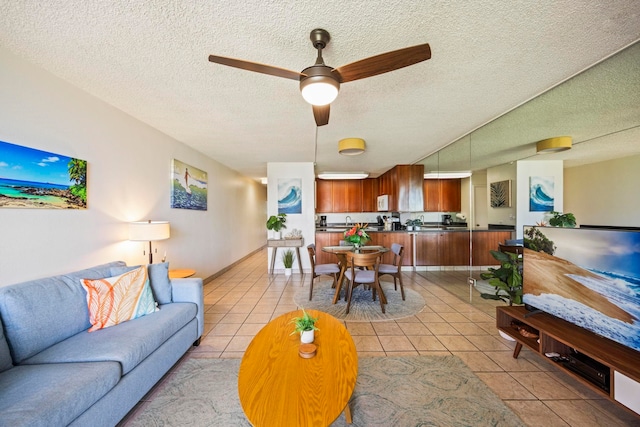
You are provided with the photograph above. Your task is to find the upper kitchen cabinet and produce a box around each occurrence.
[423,178,461,212]
[379,165,424,212]
[361,178,379,212]
[315,179,364,213]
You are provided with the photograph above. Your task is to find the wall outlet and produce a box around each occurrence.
[467,277,476,287]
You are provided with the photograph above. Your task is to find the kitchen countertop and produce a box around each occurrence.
[315,225,511,233]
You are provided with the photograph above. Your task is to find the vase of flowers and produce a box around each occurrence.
[344,223,370,252]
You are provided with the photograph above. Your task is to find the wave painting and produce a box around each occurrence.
[529,175,554,212]
[278,178,301,214]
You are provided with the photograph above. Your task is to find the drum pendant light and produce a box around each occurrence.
[536,136,572,154]
[338,138,366,155]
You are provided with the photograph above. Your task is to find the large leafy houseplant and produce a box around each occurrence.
[479,250,523,305]
[548,211,576,228]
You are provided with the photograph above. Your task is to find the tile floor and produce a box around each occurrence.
[120,248,639,426]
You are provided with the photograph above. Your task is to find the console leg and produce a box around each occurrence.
[513,342,522,358]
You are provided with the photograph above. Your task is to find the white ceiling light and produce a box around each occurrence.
[299,67,340,106]
[338,138,366,155]
[317,172,369,180]
[536,136,572,154]
[424,171,472,179]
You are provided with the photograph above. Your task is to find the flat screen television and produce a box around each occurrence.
[523,226,640,352]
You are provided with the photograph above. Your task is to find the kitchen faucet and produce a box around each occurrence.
[419,215,424,224]
[345,216,352,226]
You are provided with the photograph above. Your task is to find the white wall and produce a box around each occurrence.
[0,47,266,286]
[565,155,640,227]
[267,162,315,273]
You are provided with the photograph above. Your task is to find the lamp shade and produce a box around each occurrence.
[536,136,572,154]
[299,66,340,106]
[129,221,170,241]
[338,138,366,155]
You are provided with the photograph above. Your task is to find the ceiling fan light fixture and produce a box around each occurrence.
[338,138,366,155]
[300,76,339,106]
[536,136,572,154]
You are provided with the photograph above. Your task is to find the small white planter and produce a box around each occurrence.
[499,329,516,341]
[284,267,292,276]
[301,329,314,344]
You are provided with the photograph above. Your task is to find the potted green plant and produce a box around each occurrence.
[479,250,523,306]
[548,211,576,228]
[282,249,295,276]
[266,213,287,239]
[405,219,421,231]
[290,309,318,343]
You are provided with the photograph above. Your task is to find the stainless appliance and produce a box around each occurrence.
[320,215,327,226]
[442,214,453,225]
[391,212,402,230]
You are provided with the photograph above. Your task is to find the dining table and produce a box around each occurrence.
[321,245,389,304]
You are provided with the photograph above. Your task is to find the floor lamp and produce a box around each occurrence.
[129,220,170,264]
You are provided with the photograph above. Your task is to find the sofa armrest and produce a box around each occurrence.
[171,278,204,339]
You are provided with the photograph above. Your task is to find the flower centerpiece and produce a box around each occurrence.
[344,223,370,250]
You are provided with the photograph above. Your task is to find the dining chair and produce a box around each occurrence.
[378,243,405,300]
[307,244,341,301]
[344,251,386,314]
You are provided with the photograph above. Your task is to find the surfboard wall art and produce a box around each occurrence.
[171,159,207,210]
[0,140,87,209]
[277,178,302,214]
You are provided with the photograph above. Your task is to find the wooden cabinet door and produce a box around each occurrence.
[369,232,411,265]
[408,165,425,212]
[331,180,348,212]
[345,180,363,212]
[314,233,345,265]
[415,232,440,266]
[439,231,470,266]
[440,179,461,212]
[361,178,378,212]
[316,180,332,213]
[472,231,513,265]
[423,180,440,212]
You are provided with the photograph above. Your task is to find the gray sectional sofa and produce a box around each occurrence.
[0,261,204,427]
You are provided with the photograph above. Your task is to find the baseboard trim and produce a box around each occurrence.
[202,246,266,284]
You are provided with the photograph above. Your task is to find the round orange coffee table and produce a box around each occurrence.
[238,309,358,426]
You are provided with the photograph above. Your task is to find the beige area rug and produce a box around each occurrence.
[294,279,426,322]
[124,356,525,427]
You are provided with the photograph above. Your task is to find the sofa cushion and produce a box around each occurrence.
[0,361,121,427]
[22,302,196,375]
[82,266,157,332]
[0,261,125,364]
[0,317,13,373]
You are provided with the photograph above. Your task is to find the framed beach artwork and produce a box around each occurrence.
[489,180,511,208]
[0,140,87,209]
[278,178,302,214]
[529,176,554,211]
[171,159,207,210]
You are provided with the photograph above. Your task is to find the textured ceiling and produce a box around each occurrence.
[1,1,639,180]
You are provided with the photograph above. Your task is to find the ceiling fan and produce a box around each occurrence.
[208,29,431,126]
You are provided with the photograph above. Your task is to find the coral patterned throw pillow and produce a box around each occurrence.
[81,266,158,332]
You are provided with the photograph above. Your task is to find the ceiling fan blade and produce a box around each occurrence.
[313,105,330,126]
[208,55,303,81]
[334,43,431,83]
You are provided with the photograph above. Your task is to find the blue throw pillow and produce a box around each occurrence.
[147,262,172,304]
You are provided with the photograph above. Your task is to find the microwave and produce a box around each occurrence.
[377,195,389,211]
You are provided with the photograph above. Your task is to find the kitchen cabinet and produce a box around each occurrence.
[378,165,424,212]
[315,180,362,213]
[367,232,412,266]
[415,232,440,266]
[415,231,469,266]
[314,232,344,264]
[423,178,461,212]
[361,178,378,212]
[471,231,513,265]
[316,179,332,213]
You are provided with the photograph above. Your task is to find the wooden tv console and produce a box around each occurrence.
[497,306,640,416]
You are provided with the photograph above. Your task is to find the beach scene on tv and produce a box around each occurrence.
[523,226,640,352]
[0,140,87,209]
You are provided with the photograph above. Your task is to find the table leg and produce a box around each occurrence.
[332,266,346,304]
[270,247,277,275]
[295,247,303,273]
[513,341,523,358]
[344,402,353,424]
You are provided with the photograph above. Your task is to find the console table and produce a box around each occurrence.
[267,238,304,274]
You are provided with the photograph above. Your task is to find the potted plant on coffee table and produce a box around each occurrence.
[282,249,295,276]
[290,308,318,344]
[266,213,287,239]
